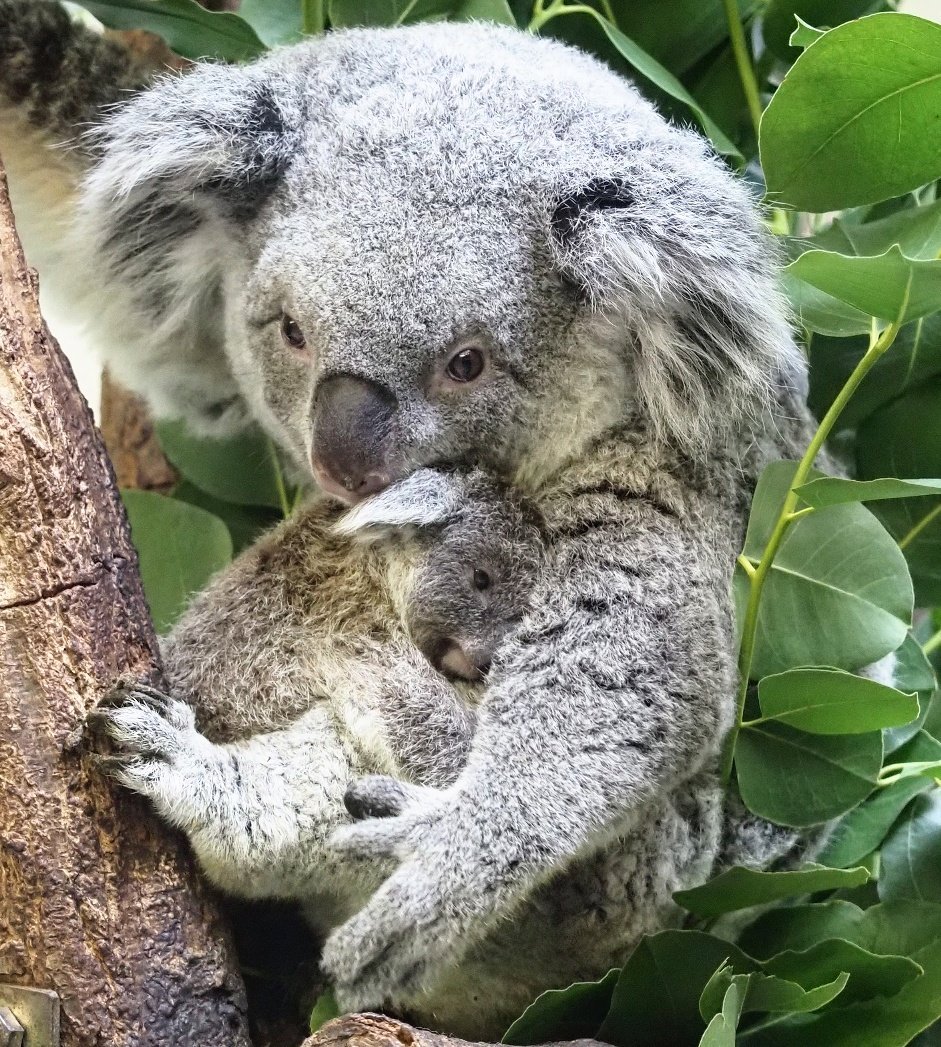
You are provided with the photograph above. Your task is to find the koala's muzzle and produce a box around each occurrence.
[312,374,398,502]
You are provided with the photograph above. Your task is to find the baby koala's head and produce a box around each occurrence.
[337,468,543,681]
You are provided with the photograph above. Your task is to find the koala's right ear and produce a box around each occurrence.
[73,65,299,434]
[82,65,298,223]
[334,469,465,540]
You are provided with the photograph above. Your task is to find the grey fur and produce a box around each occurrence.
[94,468,543,930]
[2,6,827,1037]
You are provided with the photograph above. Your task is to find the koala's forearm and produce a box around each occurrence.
[450,515,736,909]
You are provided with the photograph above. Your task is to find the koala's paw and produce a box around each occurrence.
[321,863,455,1010]
[88,683,213,825]
[324,780,474,1008]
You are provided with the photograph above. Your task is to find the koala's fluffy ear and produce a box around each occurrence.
[335,469,465,540]
[548,145,803,453]
[74,64,299,434]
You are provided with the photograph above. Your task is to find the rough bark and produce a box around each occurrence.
[303,1015,607,1047]
[0,158,250,1045]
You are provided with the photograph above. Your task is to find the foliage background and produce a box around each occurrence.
[57,0,941,1043]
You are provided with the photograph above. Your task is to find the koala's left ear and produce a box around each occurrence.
[335,469,464,540]
[548,147,803,453]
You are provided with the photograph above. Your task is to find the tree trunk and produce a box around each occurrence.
[302,1015,607,1047]
[0,157,250,1045]
[99,370,177,493]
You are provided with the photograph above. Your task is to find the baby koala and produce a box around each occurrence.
[93,467,543,927]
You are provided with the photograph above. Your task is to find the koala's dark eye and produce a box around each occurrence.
[446,346,486,383]
[473,568,492,591]
[280,314,307,352]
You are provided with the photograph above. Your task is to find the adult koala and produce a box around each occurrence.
[0,1,811,1036]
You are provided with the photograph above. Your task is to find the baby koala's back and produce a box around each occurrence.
[161,495,404,743]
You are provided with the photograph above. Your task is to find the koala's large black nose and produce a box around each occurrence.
[311,374,398,503]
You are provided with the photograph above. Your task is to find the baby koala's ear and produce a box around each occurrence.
[334,469,464,539]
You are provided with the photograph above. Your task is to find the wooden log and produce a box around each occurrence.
[0,156,250,1045]
[303,1014,607,1047]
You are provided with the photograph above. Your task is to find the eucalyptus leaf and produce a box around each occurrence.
[735,722,882,826]
[597,931,752,1047]
[309,990,340,1034]
[796,477,941,509]
[739,902,941,1046]
[72,0,267,61]
[754,668,918,734]
[737,901,866,960]
[238,0,304,45]
[856,380,941,605]
[502,969,618,1045]
[885,640,938,752]
[811,200,941,261]
[742,462,912,677]
[761,13,941,211]
[808,315,941,432]
[697,978,744,1047]
[788,17,825,50]
[700,966,848,1020]
[880,791,941,903]
[818,777,932,869]
[121,489,232,633]
[763,0,879,59]
[675,864,869,918]
[785,247,941,326]
[157,420,290,511]
[590,17,740,159]
[762,939,921,1005]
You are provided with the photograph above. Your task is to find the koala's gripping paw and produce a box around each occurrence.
[323,778,478,1009]
[89,684,216,827]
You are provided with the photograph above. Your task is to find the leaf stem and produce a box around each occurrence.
[528,0,604,32]
[721,0,763,138]
[923,627,941,657]
[719,319,903,786]
[899,501,941,550]
[267,437,293,519]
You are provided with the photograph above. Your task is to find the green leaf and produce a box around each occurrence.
[789,17,826,49]
[698,976,745,1047]
[856,380,941,605]
[742,462,912,677]
[785,247,941,326]
[763,0,880,60]
[811,199,941,261]
[453,0,516,21]
[737,901,866,960]
[761,13,941,211]
[808,315,941,432]
[818,777,932,869]
[72,0,267,61]
[157,420,290,511]
[740,902,941,1047]
[782,269,873,337]
[238,0,304,45]
[328,0,513,25]
[171,480,280,555]
[736,722,883,826]
[797,477,941,509]
[121,489,232,633]
[309,990,340,1034]
[754,668,918,734]
[762,939,922,1005]
[700,966,848,1021]
[502,969,618,1045]
[880,792,941,903]
[884,645,938,752]
[597,931,752,1047]
[674,864,869,918]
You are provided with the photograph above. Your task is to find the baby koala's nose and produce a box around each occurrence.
[436,641,489,682]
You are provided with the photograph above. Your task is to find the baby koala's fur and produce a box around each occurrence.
[96,467,542,931]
